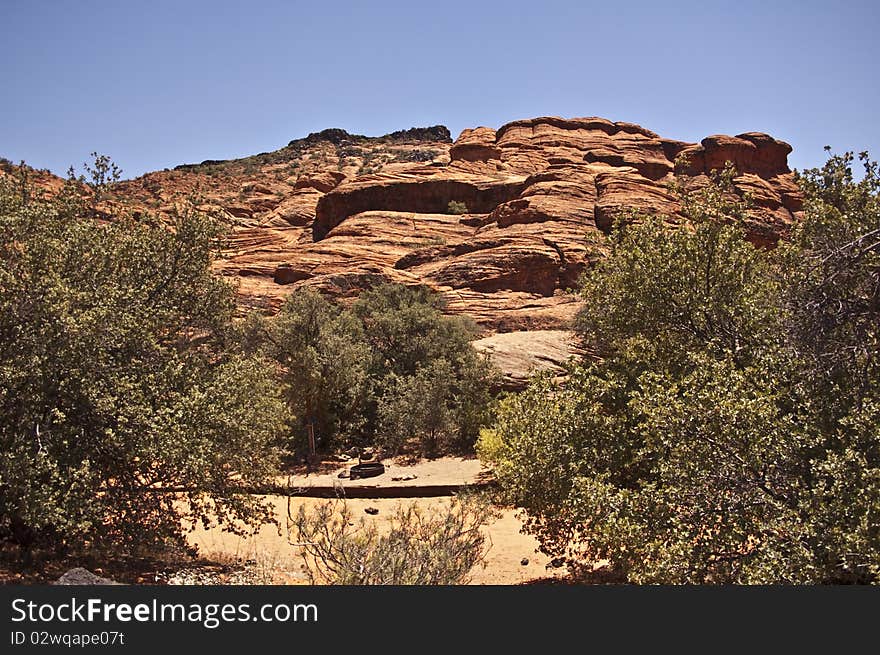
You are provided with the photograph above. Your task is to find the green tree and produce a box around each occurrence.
[780,150,880,420]
[575,166,778,372]
[245,288,372,453]
[477,367,642,562]
[481,156,880,583]
[353,283,497,455]
[247,283,497,458]
[79,151,122,210]
[352,283,475,378]
[378,360,457,457]
[0,166,287,554]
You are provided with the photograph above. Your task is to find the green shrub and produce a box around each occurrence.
[252,283,498,457]
[481,156,880,583]
[353,284,497,455]
[0,163,287,555]
[378,360,457,457]
[447,200,468,215]
[240,288,371,454]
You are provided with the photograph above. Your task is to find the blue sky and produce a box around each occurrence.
[2,0,878,179]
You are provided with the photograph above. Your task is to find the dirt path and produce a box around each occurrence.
[268,456,494,497]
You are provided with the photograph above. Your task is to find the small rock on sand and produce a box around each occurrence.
[54,568,119,585]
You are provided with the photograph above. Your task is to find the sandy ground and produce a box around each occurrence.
[189,496,556,585]
[189,457,560,585]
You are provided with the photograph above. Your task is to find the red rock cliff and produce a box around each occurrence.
[88,116,802,331]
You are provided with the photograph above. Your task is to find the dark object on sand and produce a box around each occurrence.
[349,462,385,480]
[364,507,380,515]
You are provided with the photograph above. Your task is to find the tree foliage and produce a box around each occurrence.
[781,151,880,417]
[241,289,371,453]
[253,283,498,457]
[0,164,287,554]
[378,359,457,456]
[354,284,497,454]
[575,166,777,370]
[481,156,880,583]
[351,283,477,379]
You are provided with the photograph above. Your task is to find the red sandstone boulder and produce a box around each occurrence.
[450,127,503,162]
[292,170,347,193]
[677,132,792,178]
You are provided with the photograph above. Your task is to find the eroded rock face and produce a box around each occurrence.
[313,173,525,240]
[678,132,793,179]
[449,127,502,162]
[88,116,802,331]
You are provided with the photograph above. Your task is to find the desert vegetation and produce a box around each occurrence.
[0,163,288,557]
[1,148,878,586]
[0,160,498,570]
[447,200,469,215]
[238,283,498,459]
[289,496,494,584]
[479,153,880,584]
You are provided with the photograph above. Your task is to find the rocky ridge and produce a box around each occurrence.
[3,117,803,385]
[189,116,800,332]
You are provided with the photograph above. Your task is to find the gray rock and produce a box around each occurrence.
[53,567,120,585]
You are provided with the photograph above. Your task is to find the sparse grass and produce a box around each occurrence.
[447,200,468,215]
[397,236,448,249]
[395,149,439,163]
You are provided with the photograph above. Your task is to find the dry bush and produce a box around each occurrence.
[287,496,494,585]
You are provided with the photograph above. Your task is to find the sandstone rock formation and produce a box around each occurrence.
[472,330,585,391]
[6,117,803,381]
[199,116,800,331]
